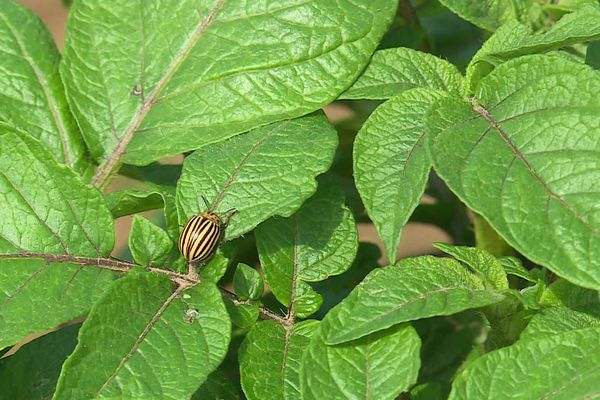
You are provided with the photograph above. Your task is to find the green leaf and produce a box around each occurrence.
[199,252,230,284]
[438,0,532,31]
[256,174,358,318]
[0,126,115,347]
[466,6,600,91]
[239,320,319,400]
[354,88,446,262]
[0,323,81,400]
[313,242,381,316]
[54,271,230,399]
[0,1,89,175]
[105,189,165,218]
[0,258,113,349]
[0,126,113,256]
[234,263,263,301]
[416,311,487,382]
[434,244,508,290]
[322,256,505,344]
[586,40,600,69]
[301,324,421,400]
[498,256,536,283]
[340,48,463,99]
[224,299,259,329]
[449,327,600,399]
[192,368,243,400]
[177,113,338,241]
[128,215,172,266]
[60,0,397,179]
[411,383,447,400]
[520,307,600,340]
[427,55,600,290]
[538,279,600,315]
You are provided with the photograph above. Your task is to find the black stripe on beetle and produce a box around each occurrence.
[178,212,223,263]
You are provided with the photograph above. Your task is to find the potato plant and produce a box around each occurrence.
[1,0,600,399]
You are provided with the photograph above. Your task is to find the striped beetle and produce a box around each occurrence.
[178,196,236,264]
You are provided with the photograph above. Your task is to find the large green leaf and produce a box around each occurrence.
[0,126,114,347]
[177,113,338,241]
[449,327,600,399]
[54,271,230,399]
[322,256,505,344]
[239,320,318,400]
[354,88,446,262]
[0,324,80,400]
[301,325,421,400]
[466,6,600,92]
[0,1,89,175]
[427,55,600,290]
[438,0,532,31]
[256,175,358,318]
[60,0,397,183]
[340,48,462,99]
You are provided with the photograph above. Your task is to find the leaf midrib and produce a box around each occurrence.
[95,285,185,397]
[91,0,225,188]
[470,99,600,241]
[329,285,493,343]
[0,12,71,166]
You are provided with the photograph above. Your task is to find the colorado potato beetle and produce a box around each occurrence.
[178,196,235,264]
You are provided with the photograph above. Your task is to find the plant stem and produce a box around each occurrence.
[1,252,288,327]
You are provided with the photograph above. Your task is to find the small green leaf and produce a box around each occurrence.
[0,323,81,400]
[128,215,172,266]
[239,320,319,400]
[105,189,165,218]
[340,48,462,99]
[177,113,338,240]
[434,243,508,290]
[439,0,532,31]
[54,271,230,399]
[60,0,397,174]
[192,368,243,400]
[354,88,446,263]
[428,55,600,290]
[498,256,536,283]
[256,174,358,318]
[449,328,600,399]
[322,256,505,344]
[586,40,600,69]
[224,299,259,329]
[234,263,263,301]
[0,1,89,175]
[199,252,230,284]
[520,307,600,340]
[301,324,421,400]
[466,6,600,91]
[411,383,447,400]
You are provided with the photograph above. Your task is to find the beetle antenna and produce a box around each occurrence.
[201,195,211,210]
